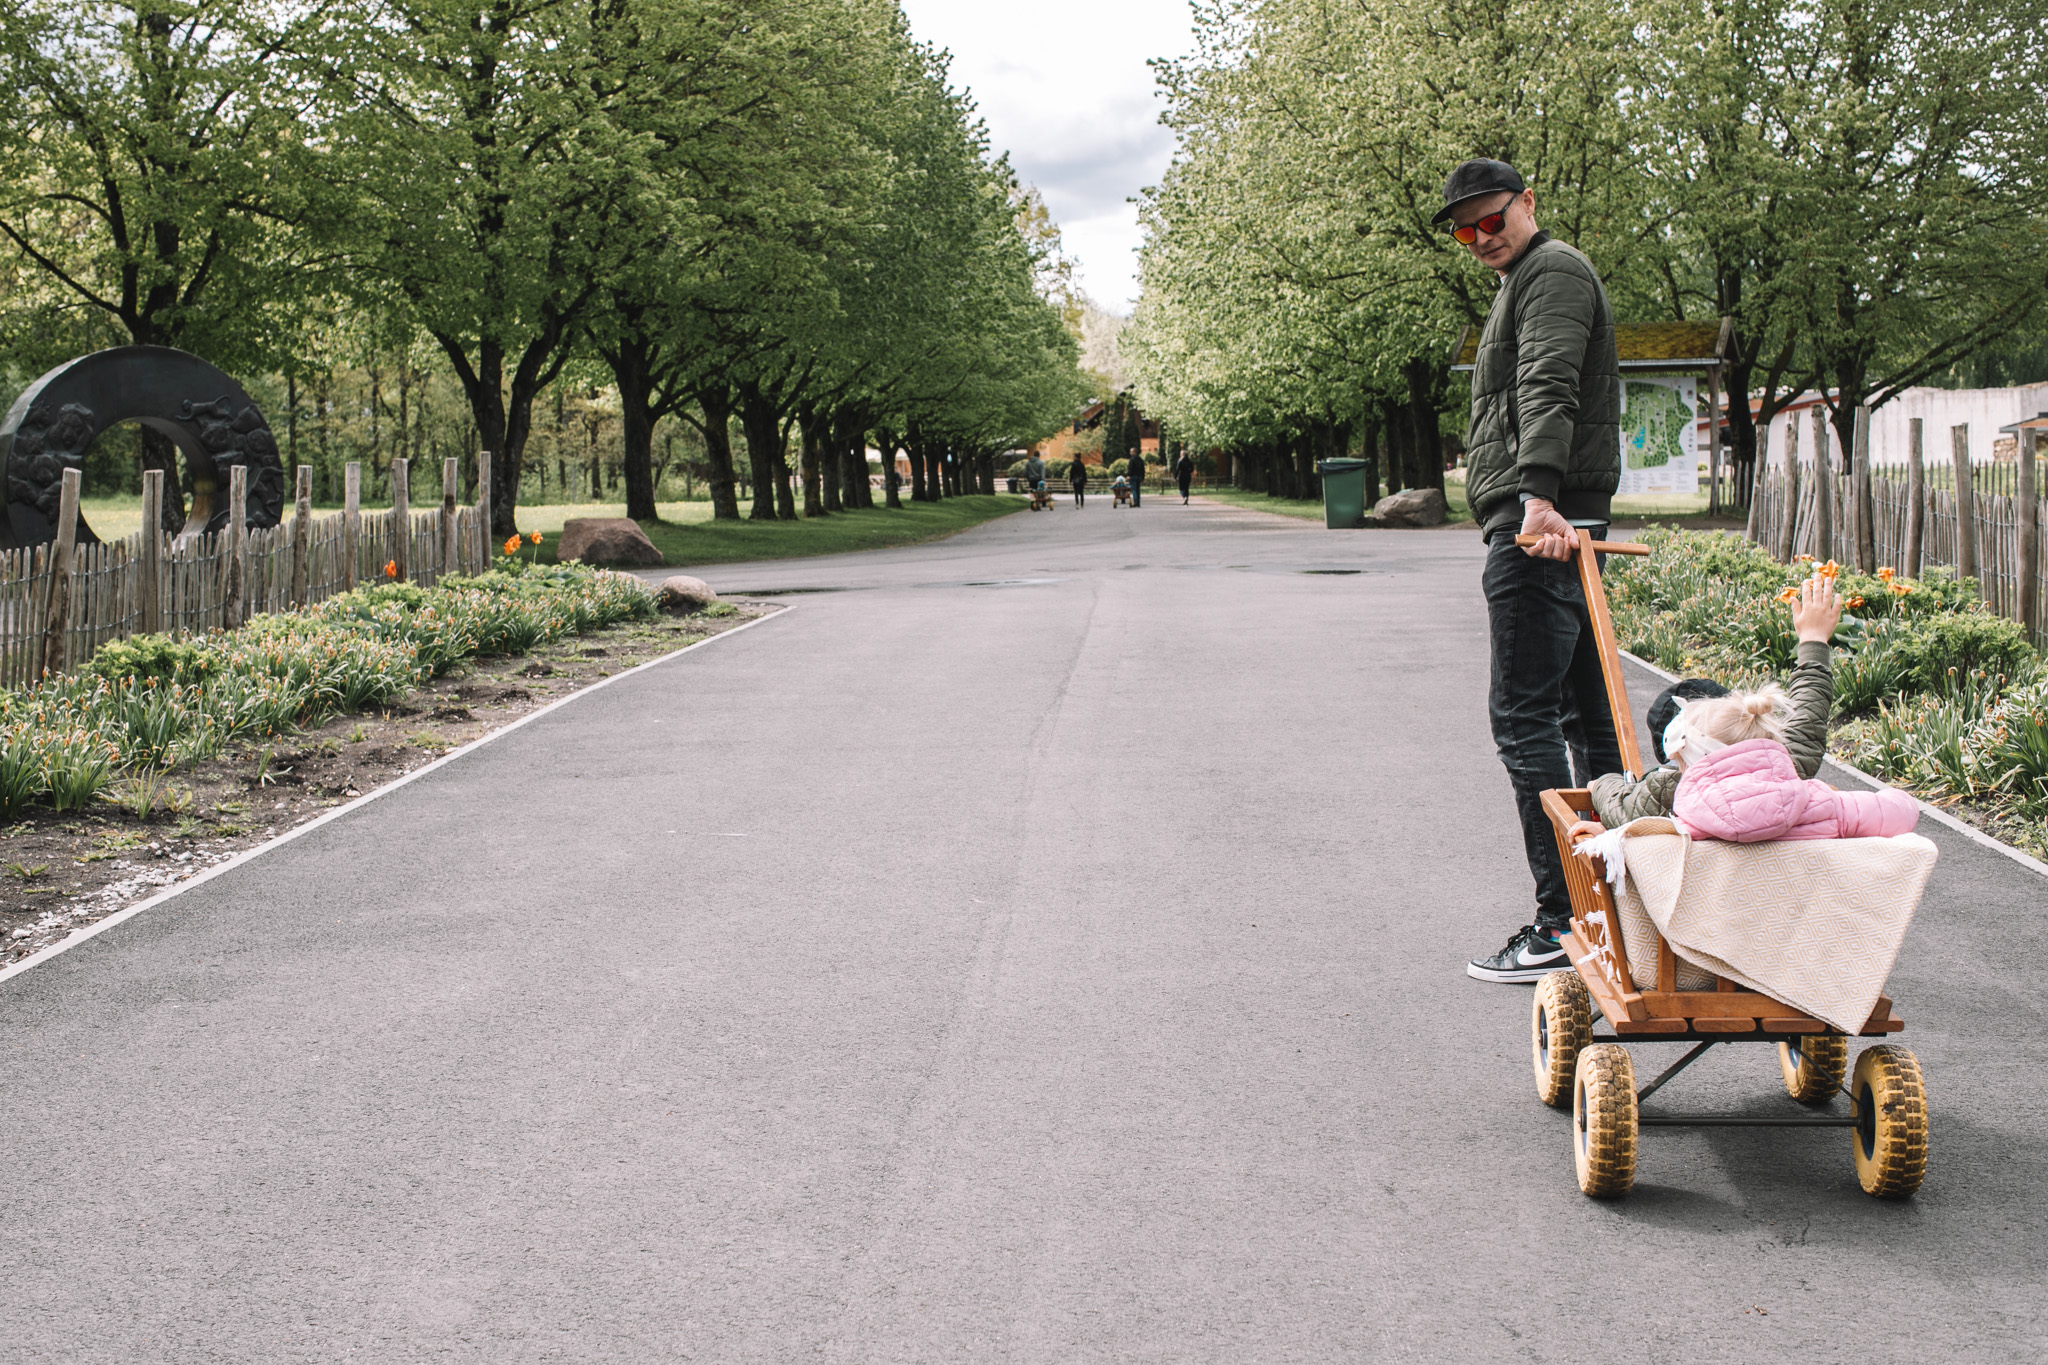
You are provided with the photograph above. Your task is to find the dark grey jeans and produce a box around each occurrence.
[1483,529,1622,934]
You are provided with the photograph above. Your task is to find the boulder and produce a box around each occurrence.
[1370,488,1448,528]
[558,518,663,567]
[654,574,719,614]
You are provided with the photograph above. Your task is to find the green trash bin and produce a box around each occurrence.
[1316,458,1369,529]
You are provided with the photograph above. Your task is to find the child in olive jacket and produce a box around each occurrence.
[1588,574,1840,828]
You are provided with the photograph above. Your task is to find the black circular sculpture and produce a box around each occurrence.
[0,345,285,549]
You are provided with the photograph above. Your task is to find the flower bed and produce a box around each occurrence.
[1607,528,2048,856]
[0,564,655,821]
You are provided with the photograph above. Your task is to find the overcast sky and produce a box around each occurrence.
[897,0,1195,314]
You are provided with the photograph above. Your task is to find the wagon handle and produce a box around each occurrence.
[1514,533,1647,779]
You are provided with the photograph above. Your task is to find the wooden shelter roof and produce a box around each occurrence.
[1451,318,1730,372]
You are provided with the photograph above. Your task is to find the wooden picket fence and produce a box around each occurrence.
[1749,412,2044,649]
[1,455,496,690]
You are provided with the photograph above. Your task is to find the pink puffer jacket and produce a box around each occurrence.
[1673,738,1919,843]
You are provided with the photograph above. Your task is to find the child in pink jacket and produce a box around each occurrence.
[1665,697,1918,842]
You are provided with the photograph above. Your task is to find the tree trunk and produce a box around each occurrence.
[1295,432,1318,501]
[773,415,797,520]
[737,383,782,522]
[608,334,660,521]
[140,427,186,534]
[1362,420,1382,507]
[800,409,826,517]
[692,383,742,521]
[1406,359,1445,492]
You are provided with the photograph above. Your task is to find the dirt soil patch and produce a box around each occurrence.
[0,602,781,967]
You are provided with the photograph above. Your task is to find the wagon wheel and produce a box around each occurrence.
[1573,1043,1637,1197]
[1851,1045,1928,1198]
[1777,1035,1849,1104]
[1532,970,1592,1108]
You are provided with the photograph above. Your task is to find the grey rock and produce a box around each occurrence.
[558,518,664,567]
[1371,488,1448,527]
[654,575,719,614]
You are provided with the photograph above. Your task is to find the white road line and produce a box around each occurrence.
[0,605,793,990]
[1621,647,2048,882]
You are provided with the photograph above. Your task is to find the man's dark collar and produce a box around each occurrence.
[1500,230,1552,276]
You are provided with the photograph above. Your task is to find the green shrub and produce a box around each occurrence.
[1891,612,2036,692]
[0,564,658,823]
[85,635,218,686]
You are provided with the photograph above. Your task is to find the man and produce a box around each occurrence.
[1128,448,1146,507]
[1175,449,1195,503]
[1437,159,1622,984]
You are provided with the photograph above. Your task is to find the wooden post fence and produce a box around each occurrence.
[1904,419,1926,580]
[225,464,248,630]
[390,457,409,583]
[291,465,312,608]
[139,469,163,635]
[343,462,361,591]
[1811,406,1832,562]
[1951,424,1976,584]
[1852,403,1875,573]
[2021,427,2040,637]
[40,468,80,677]
[477,450,493,569]
[1775,421,1799,562]
[442,456,460,577]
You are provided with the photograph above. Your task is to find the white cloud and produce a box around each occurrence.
[899,0,1195,310]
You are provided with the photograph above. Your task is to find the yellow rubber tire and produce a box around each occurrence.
[1572,1043,1638,1197]
[1778,1034,1849,1104]
[1532,971,1592,1108]
[1851,1045,1928,1198]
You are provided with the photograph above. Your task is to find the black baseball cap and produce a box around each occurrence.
[1431,159,1527,224]
[1647,679,1729,764]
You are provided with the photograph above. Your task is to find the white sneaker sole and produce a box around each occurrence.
[1466,959,1567,984]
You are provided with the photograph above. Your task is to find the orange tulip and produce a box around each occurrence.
[530,531,542,544]
[503,535,521,555]
[384,560,397,579]
[1845,595,1864,607]
[1776,587,1798,602]
[1876,567,1895,581]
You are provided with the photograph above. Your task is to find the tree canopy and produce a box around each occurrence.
[1125,0,2048,497]
[0,0,1089,530]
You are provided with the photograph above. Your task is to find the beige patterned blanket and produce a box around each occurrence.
[1590,817,1938,1033]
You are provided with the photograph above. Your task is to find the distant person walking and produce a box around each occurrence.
[1175,451,1195,503]
[1071,459,1089,507]
[1128,450,1147,507]
[1435,158,1623,986]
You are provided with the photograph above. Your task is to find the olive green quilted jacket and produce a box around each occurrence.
[1464,233,1621,540]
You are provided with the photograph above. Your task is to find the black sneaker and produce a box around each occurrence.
[1467,924,1568,983]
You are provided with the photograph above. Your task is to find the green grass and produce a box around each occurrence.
[1198,481,1476,524]
[80,494,1023,569]
[527,495,1026,568]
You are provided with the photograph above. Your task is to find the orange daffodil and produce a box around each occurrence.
[1876,567,1895,581]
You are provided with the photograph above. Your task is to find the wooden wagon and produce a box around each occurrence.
[1523,533,1928,1199]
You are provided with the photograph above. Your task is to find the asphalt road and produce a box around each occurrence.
[1,497,2041,1362]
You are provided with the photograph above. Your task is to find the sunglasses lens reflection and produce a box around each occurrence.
[1451,209,1509,245]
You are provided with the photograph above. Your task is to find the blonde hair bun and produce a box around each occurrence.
[1686,683,1790,746]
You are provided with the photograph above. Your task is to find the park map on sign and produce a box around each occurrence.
[1622,380,1695,470]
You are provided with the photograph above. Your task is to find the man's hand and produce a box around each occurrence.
[1519,498,1578,560]
[1791,573,1842,644]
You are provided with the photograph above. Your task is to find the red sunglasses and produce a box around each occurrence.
[1448,205,1512,245]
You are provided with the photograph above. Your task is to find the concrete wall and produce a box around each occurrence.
[1760,383,2048,468]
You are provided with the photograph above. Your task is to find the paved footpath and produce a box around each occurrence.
[2,499,2042,1362]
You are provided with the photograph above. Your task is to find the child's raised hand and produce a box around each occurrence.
[1566,819,1605,847]
[1791,573,1842,644]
